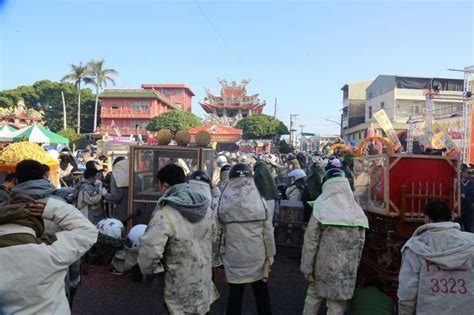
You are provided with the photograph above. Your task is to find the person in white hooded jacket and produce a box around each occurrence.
[188,170,222,268]
[138,164,217,315]
[398,200,474,315]
[0,159,98,315]
[217,163,276,315]
[188,170,221,211]
[300,168,368,315]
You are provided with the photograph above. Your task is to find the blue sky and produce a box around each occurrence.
[1,0,473,134]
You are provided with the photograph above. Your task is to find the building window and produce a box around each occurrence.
[368,106,373,119]
[130,102,150,110]
[175,103,182,109]
[380,102,385,109]
[129,120,148,129]
[111,104,120,110]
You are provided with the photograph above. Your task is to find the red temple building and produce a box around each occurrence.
[98,84,195,135]
[0,100,43,129]
[199,79,266,127]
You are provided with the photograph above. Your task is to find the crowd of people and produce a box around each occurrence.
[0,146,473,315]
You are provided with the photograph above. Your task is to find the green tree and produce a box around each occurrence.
[33,80,96,132]
[147,110,203,134]
[61,62,93,133]
[0,86,38,108]
[278,139,292,154]
[58,127,85,148]
[0,96,14,108]
[0,80,96,132]
[236,114,289,139]
[87,59,118,132]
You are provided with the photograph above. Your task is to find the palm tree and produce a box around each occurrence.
[87,59,118,132]
[62,62,92,133]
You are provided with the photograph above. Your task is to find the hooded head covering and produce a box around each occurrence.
[10,179,54,200]
[218,164,231,191]
[218,177,267,224]
[188,179,212,202]
[402,222,474,269]
[113,159,129,188]
[158,183,210,223]
[313,177,368,228]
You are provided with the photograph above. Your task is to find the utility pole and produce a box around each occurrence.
[273,98,278,119]
[289,114,298,149]
[299,124,305,152]
[61,91,67,130]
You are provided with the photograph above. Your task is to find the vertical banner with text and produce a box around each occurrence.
[373,109,404,152]
[430,120,458,151]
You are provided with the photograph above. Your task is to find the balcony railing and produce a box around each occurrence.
[101,108,152,119]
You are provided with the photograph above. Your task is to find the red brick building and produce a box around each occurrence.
[98,84,195,135]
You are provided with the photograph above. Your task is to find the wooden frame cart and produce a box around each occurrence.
[127,145,215,228]
[354,154,461,295]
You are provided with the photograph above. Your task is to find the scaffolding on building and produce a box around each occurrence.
[406,66,473,163]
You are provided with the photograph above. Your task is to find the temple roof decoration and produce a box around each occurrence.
[0,100,44,129]
[199,79,266,126]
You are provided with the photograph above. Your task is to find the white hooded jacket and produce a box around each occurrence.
[398,222,474,315]
[300,177,367,300]
[217,177,276,283]
[0,197,98,315]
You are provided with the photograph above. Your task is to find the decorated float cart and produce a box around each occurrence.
[352,115,462,296]
[354,153,460,295]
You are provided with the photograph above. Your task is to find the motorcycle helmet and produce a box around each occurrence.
[190,170,211,184]
[220,164,231,174]
[322,168,346,184]
[125,224,147,249]
[327,157,341,169]
[216,155,228,168]
[288,169,307,185]
[229,163,252,178]
[96,218,125,240]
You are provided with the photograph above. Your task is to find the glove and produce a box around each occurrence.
[101,188,108,196]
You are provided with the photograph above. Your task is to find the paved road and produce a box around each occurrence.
[73,251,307,315]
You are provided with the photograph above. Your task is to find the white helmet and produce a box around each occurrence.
[126,224,147,249]
[96,218,124,239]
[288,169,306,185]
[217,155,228,167]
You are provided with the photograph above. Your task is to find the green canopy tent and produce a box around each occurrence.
[0,125,17,138]
[2,124,69,146]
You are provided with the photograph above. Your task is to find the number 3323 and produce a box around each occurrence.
[431,278,468,295]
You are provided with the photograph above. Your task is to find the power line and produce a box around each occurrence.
[194,1,228,47]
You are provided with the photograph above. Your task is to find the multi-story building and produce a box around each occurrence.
[342,75,464,143]
[341,80,373,141]
[98,84,195,135]
[306,134,340,153]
